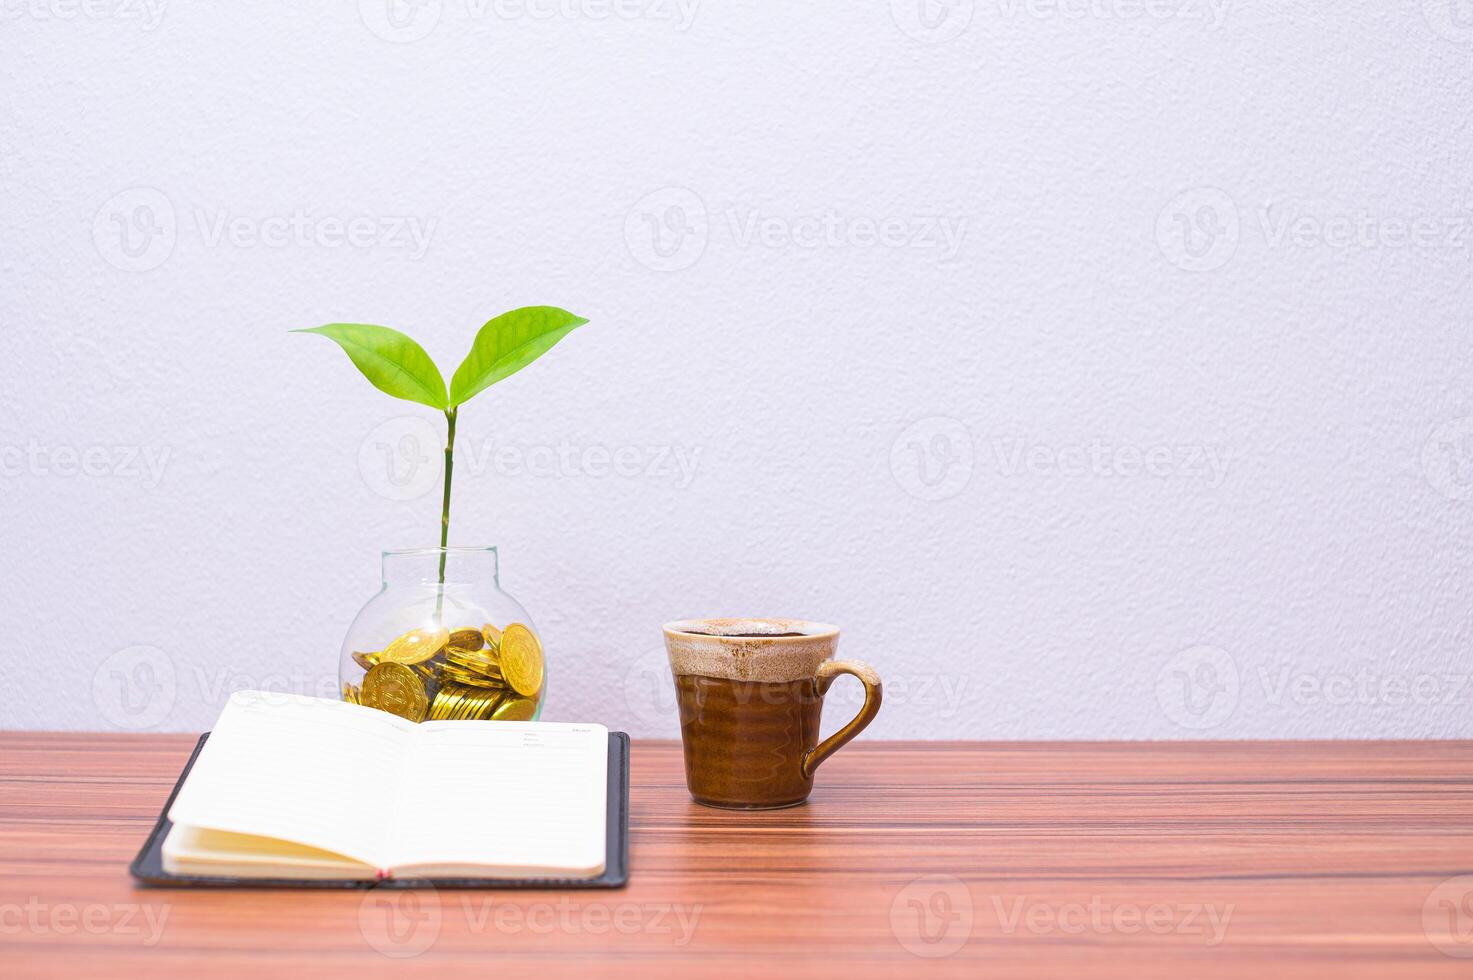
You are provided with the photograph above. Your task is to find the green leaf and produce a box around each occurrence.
[449,306,588,407]
[293,323,448,410]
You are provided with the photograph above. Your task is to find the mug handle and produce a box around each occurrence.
[801,660,883,779]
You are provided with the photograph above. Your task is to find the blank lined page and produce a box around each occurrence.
[167,692,412,867]
[391,721,608,876]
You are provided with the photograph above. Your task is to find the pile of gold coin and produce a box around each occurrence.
[341,622,544,723]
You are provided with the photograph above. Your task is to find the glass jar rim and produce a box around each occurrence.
[382,545,499,558]
[379,546,499,586]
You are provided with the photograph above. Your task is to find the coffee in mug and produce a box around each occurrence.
[662,618,882,809]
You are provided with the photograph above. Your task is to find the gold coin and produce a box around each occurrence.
[444,648,502,674]
[444,666,503,686]
[465,690,504,720]
[451,685,480,720]
[430,683,465,720]
[460,690,490,720]
[341,682,360,705]
[449,686,473,715]
[362,662,428,722]
[447,642,498,662]
[491,696,536,722]
[437,665,482,685]
[380,627,449,666]
[498,624,543,697]
[443,665,501,685]
[456,659,503,679]
[440,664,504,688]
[448,627,484,652]
[351,651,380,672]
[428,686,454,720]
[481,623,502,651]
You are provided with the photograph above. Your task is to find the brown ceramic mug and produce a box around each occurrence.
[662,618,882,809]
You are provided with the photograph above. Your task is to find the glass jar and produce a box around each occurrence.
[338,547,545,722]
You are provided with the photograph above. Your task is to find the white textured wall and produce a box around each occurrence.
[3,2,1472,739]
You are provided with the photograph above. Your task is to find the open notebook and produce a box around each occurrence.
[159,692,609,881]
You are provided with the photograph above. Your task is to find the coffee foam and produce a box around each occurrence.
[662,618,839,683]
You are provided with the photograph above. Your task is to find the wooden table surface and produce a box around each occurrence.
[2,734,1472,978]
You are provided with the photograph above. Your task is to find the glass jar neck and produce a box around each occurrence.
[381,547,499,587]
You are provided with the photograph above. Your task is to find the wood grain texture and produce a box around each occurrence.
[2,734,1472,978]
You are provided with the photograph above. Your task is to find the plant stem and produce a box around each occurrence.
[435,406,458,623]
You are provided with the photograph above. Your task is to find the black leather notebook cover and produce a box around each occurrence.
[130,730,630,889]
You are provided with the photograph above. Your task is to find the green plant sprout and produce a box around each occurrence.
[294,306,588,606]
